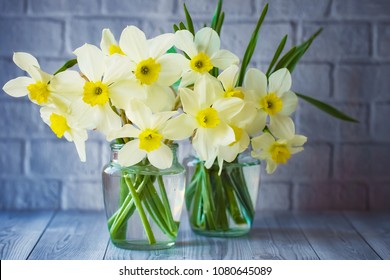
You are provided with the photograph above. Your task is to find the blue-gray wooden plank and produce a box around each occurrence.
[345,212,390,260]
[294,212,381,260]
[248,211,319,260]
[28,210,109,260]
[0,211,54,260]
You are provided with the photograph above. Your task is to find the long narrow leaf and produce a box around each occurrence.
[183,3,195,35]
[237,3,268,86]
[273,46,297,71]
[211,0,223,30]
[53,58,77,75]
[215,11,225,35]
[296,93,359,123]
[179,22,187,30]
[266,34,288,77]
[173,24,179,32]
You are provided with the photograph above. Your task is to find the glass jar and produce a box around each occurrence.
[185,150,261,237]
[102,143,185,250]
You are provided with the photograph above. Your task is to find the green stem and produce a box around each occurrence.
[125,175,156,244]
[157,176,177,233]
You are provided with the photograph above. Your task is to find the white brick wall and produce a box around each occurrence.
[0,0,389,210]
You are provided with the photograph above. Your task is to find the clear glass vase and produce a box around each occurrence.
[102,143,185,250]
[185,151,261,237]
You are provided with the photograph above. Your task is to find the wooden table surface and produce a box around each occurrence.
[1,210,389,260]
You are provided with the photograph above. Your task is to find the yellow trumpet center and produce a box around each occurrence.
[270,142,291,164]
[135,58,161,85]
[229,125,244,146]
[224,88,245,99]
[260,92,283,115]
[49,113,69,138]
[196,107,220,128]
[27,81,50,104]
[139,129,163,152]
[190,52,213,73]
[83,81,109,106]
[108,44,125,55]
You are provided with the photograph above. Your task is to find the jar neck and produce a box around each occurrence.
[110,142,179,164]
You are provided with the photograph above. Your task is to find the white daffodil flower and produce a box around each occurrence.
[108,100,194,169]
[2,52,71,110]
[174,27,239,87]
[244,68,298,138]
[51,44,137,135]
[118,25,187,112]
[180,75,244,168]
[40,106,89,162]
[251,132,307,174]
[100,28,125,56]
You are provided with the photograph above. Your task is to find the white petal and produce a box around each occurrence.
[152,111,177,130]
[49,70,84,95]
[146,84,176,112]
[109,80,140,110]
[126,99,152,129]
[269,115,295,139]
[213,97,244,122]
[217,64,239,91]
[174,30,197,58]
[73,44,106,82]
[246,110,267,136]
[96,103,122,136]
[157,53,187,86]
[147,143,173,169]
[268,68,292,96]
[194,27,220,56]
[162,114,197,140]
[178,70,198,88]
[194,74,222,107]
[266,159,278,174]
[212,122,235,146]
[2,76,32,98]
[179,87,199,116]
[70,129,88,162]
[100,28,117,54]
[119,25,147,62]
[107,124,140,141]
[288,135,307,147]
[103,54,132,83]
[219,144,240,163]
[68,98,99,130]
[192,129,218,166]
[210,49,239,70]
[118,140,146,167]
[13,52,41,80]
[251,133,275,152]
[148,33,174,58]
[280,90,298,116]
[243,68,267,97]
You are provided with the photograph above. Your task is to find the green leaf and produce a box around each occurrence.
[167,46,177,54]
[53,58,77,75]
[215,11,225,35]
[273,46,297,71]
[266,34,288,77]
[296,93,359,123]
[179,22,187,30]
[237,3,268,86]
[211,0,223,30]
[183,3,195,35]
[173,24,179,32]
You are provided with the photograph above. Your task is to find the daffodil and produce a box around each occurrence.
[51,44,137,135]
[174,27,239,87]
[180,75,243,168]
[108,100,194,169]
[244,68,298,138]
[100,28,125,56]
[2,52,72,109]
[118,25,186,112]
[251,132,307,174]
[40,106,89,162]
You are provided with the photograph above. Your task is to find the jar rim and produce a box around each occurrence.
[110,141,179,150]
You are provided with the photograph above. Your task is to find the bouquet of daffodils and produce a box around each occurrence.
[3,1,356,244]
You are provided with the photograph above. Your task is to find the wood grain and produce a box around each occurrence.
[0,211,53,260]
[248,211,319,260]
[28,210,109,260]
[345,212,390,259]
[294,212,381,260]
